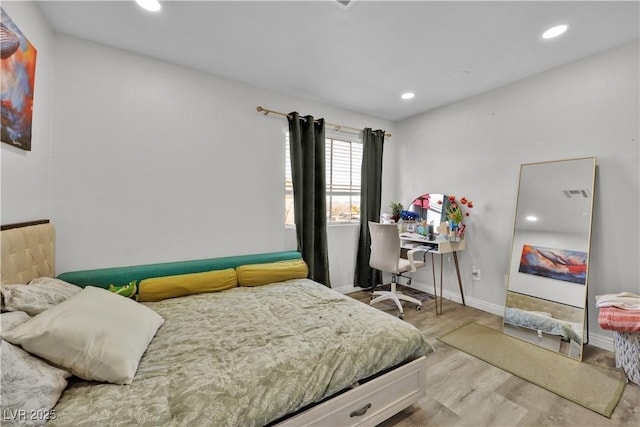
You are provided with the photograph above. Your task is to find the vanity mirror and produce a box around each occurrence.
[503,157,596,360]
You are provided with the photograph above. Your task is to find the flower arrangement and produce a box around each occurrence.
[389,202,403,222]
[438,195,474,227]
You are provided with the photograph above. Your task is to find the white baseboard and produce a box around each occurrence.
[586,332,614,352]
[396,278,506,317]
[335,281,615,352]
[334,285,367,294]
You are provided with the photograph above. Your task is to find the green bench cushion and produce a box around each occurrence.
[57,251,302,289]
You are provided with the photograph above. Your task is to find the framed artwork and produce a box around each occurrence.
[518,244,587,285]
[1,8,37,151]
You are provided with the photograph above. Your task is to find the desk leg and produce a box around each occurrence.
[439,254,444,314]
[452,251,466,306]
[430,253,442,315]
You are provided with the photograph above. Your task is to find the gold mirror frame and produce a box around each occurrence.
[503,157,597,360]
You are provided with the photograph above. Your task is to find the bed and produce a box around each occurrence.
[1,220,433,426]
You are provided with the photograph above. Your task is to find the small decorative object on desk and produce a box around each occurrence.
[380,212,392,224]
[401,210,420,220]
[389,202,403,222]
[438,195,473,240]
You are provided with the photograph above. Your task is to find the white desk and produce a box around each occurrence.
[399,233,466,314]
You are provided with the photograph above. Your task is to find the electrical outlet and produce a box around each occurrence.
[472,266,481,281]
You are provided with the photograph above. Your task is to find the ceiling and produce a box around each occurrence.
[37,1,639,121]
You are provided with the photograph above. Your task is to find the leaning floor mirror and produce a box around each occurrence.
[503,157,597,360]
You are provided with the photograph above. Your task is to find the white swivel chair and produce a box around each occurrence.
[368,221,426,319]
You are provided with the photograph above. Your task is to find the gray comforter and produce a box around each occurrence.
[49,279,433,426]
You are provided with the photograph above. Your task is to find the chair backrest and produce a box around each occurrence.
[368,221,401,274]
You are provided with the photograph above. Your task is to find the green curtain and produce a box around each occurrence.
[287,112,331,287]
[354,128,385,288]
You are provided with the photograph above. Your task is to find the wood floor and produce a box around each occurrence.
[347,290,640,427]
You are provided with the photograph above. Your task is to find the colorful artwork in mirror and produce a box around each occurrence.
[1,8,37,151]
[518,244,587,285]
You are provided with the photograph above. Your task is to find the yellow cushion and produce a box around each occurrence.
[236,259,308,287]
[138,269,237,302]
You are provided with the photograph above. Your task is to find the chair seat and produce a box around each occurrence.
[397,258,425,274]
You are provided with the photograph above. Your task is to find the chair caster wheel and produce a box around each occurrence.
[416,305,422,311]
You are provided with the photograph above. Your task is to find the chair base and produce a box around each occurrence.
[370,282,422,318]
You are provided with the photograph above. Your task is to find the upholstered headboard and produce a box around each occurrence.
[1,220,56,285]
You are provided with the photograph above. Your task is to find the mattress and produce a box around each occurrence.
[48,278,433,426]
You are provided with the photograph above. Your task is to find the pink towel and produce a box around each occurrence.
[598,307,640,332]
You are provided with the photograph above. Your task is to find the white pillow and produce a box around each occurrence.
[1,277,81,316]
[1,312,70,426]
[3,286,164,385]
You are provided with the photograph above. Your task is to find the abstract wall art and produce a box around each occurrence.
[1,8,37,151]
[519,244,587,285]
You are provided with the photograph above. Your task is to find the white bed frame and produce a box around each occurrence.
[1,220,429,426]
[277,355,427,426]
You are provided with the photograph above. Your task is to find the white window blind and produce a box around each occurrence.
[285,134,362,225]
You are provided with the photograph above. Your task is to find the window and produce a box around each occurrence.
[285,134,362,225]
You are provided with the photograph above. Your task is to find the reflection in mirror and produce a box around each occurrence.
[504,292,585,358]
[503,157,596,361]
[408,193,445,235]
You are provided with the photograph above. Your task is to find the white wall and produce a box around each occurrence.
[0,1,55,224]
[395,41,639,346]
[49,35,396,290]
[3,6,636,347]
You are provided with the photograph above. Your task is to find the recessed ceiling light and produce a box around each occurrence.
[335,0,355,9]
[401,92,415,100]
[542,24,569,39]
[136,0,161,12]
[526,215,538,222]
